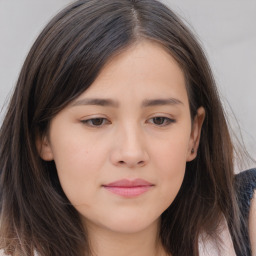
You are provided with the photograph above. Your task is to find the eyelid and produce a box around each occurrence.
[79,114,176,127]
[80,116,111,127]
[146,115,176,127]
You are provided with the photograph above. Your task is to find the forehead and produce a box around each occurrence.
[74,40,188,105]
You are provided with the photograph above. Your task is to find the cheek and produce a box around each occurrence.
[157,153,186,206]
[151,130,190,205]
[50,134,109,205]
[152,125,190,170]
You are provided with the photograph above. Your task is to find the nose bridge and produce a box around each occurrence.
[110,120,149,168]
[122,121,143,151]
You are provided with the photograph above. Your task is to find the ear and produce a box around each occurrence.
[36,134,54,161]
[186,107,205,162]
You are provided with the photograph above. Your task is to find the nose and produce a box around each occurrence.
[110,124,149,168]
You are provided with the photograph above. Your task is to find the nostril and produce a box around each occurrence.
[117,160,145,166]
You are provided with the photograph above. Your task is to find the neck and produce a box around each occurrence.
[84,219,168,256]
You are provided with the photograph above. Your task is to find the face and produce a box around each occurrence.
[39,40,204,235]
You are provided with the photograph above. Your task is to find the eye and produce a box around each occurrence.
[148,116,175,126]
[81,118,110,127]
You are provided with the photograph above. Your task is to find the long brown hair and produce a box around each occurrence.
[0,0,248,255]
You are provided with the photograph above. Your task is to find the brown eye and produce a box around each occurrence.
[152,117,166,125]
[91,118,104,126]
[148,117,175,126]
[81,118,110,127]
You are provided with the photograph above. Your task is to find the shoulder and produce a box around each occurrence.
[0,250,7,256]
[199,218,237,256]
[235,168,256,215]
[235,168,256,255]
[235,168,256,191]
[249,189,256,255]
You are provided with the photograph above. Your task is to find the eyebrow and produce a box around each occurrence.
[71,97,183,108]
[71,98,119,107]
[141,98,183,107]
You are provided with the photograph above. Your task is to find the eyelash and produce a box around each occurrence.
[147,117,176,126]
[81,118,111,127]
[81,116,176,128]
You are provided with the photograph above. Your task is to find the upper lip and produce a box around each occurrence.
[103,179,153,187]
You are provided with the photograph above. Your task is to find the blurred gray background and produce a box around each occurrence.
[0,0,255,167]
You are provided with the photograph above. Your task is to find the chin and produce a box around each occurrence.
[100,215,160,234]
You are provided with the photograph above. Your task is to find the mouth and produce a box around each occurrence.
[102,179,154,197]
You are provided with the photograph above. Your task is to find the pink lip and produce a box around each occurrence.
[102,179,154,197]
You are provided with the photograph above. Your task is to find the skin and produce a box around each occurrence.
[39,40,205,256]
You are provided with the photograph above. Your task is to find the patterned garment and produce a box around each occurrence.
[234,168,256,256]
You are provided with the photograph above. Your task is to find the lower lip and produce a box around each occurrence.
[103,185,153,197]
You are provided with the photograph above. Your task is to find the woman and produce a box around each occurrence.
[0,0,255,255]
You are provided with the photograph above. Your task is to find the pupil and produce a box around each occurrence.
[154,117,164,125]
[92,118,103,125]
